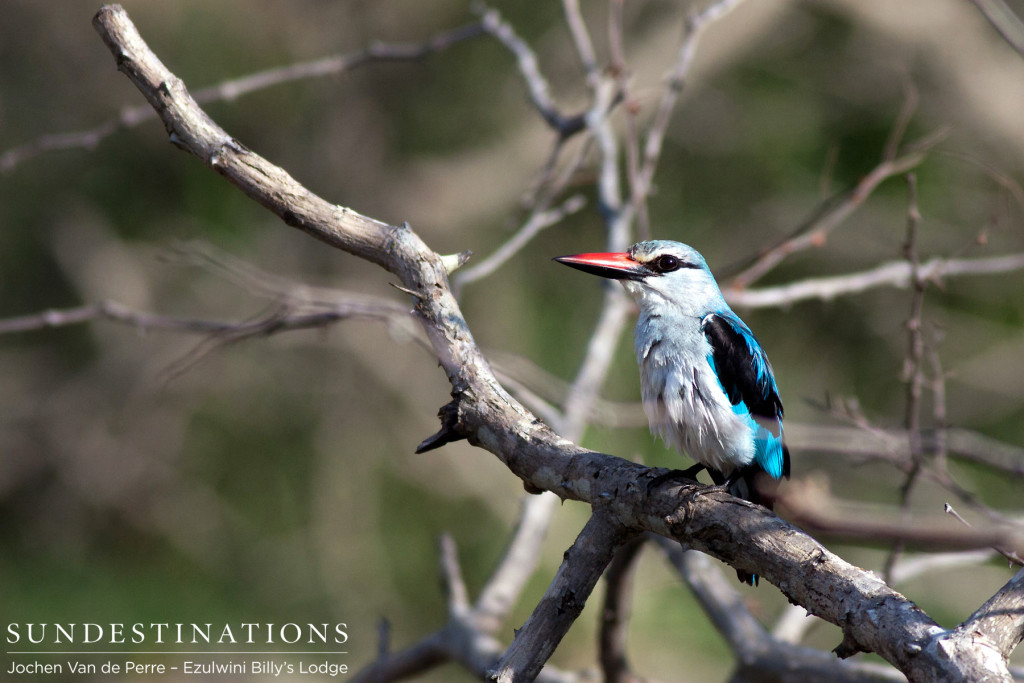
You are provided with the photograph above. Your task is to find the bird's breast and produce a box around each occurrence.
[634,324,756,472]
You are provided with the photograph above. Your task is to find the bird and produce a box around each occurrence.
[555,240,790,585]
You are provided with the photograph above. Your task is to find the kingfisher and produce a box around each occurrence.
[555,240,790,584]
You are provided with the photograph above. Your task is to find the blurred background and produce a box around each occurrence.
[2,0,1023,680]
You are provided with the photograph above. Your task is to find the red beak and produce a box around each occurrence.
[553,251,645,280]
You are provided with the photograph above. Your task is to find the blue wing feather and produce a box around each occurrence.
[701,311,789,480]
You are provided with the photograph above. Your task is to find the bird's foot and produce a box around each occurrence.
[686,481,729,502]
[646,463,706,494]
[687,470,741,501]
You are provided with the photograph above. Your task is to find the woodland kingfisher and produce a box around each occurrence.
[556,240,790,584]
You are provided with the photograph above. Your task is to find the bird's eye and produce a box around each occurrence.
[652,254,681,273]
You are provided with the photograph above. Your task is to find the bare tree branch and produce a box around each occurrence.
[656,538,907,682]
[478,4,585,138]
[491,510,636,682]
[891,550,1002,586]
[561,0,599,88]
[599,536,645,683]
[957,567,1024,661]
[631,0,747,233]
[0,296,416,339]
[725,251,1024,309]
[359,5,633,668]
[723,126,949,291]
[354,506,584,683]
[452,194,586,293]
[0,21,485,173]
[440,533,471,614]
[351,631,447,683]
[883,171,928,582]
[946,503,1024,568]
[474,495,560,635]
[778,478,1024,558]
[967,0,1024,60]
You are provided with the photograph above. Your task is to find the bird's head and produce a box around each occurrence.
[554,240,724,315]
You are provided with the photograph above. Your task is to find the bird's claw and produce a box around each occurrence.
[686,481,730,502]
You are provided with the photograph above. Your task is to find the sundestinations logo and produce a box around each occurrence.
[7,622,349,645]
[5,622,351,678]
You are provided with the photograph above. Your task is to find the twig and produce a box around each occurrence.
[889,550,1001,586]
[0,297,414,338]
[943,429,1024,478]
[725,251,1024,308]
[452,194,586,292]
[440,533,471,614]
[0,22,486,173]
[632,0,747,231]
[883,82,919,163]
[561,0,600,89]
[946,503,1024,567]
[492,369,567,429]
[724,127,948,291]
[350,632,448,683]
[777,478,1024,557]
[608,0,647,239]
[477,4,585,138]
[522,120,595,213]
[163,240,374,307]
[559,288,633,435]
[597,106,638,246]
[937,148,1024,217]
[926,335,949,473]
[967,0,1024,60]
[816,416,1024,540]
[884,172,927,582]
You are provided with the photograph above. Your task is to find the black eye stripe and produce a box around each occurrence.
[647,254,696,274]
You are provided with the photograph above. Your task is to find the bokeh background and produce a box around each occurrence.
[2,1,1024,680]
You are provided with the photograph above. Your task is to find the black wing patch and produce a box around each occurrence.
[701,311,783,420]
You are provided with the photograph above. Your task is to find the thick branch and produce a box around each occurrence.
[491,510,636,682]
[958,567,1024,660]
[656,538,906,683]
[474,494,561,635]
[598,537,646,683]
